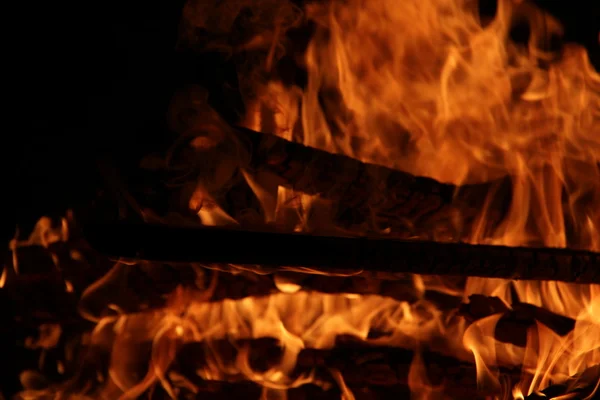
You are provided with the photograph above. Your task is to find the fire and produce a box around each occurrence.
[12,0,600,399]
[246,0,600,394]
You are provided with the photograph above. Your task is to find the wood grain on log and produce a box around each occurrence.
[112,119,510,240]
[459,294,576,347]
[164,336,524,398]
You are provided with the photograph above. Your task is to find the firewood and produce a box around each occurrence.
[5,243,462,324]
[20,380,420,400]
[524,365,600,399]
[0,243,109,331]
[42,336,523,399]
[1,255,75,330]
[232,126,511,241]
[84,222,600,283]
[459,294,576,347]
[160,336,523,398]
[76,261,460,319]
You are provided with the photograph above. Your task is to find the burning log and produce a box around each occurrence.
[52,336,522,399]
[165,336,524,398]
[459,294,576,347]
[0,248,76,329]
[4,243,459,320]
[143,121,511,240]
[524,365,600,399]
[84,222,600,283]
[76,261,463,318]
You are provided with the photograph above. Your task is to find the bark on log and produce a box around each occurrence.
[119,120,511,241]
[68,260,461,319]
[4,245,460,322]
[20,380,420,400]
[233,126,511,241]
[0,243,110,331]
[166,336,524,398]
[84,222,600,283]
[38,336,517,398]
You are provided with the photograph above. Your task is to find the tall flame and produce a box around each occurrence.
[245,0,600,396]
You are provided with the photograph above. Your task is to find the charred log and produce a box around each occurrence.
[524,365,600,400]
[232,126,511,240]
[165,336,524,398]
[44,336,522,399]
[84,222,600,283]
[5,245,456,321]
[459,294,577,347]
[0,242,111,332]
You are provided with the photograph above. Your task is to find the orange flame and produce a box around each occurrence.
[16,0,600,398]
[242,0,600,396]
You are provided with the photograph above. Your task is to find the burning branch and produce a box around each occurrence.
[38,336,525,399]
[231,126,510,240]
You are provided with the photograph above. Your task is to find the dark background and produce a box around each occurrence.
[0,0,598,393]
[6,1,187,241]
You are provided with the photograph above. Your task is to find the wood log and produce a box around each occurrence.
[459,294,576,347]
[4,244,460,322]
[133,120,509,240]
[44,336,523,399]
[107,107,511,240]
[13,330,593,399]
[84,222,600,283]
[168,337,598,398]
[67,260,461,319]
[3,243,581,351]
[232,126,512,241]
[162,336,523,398]
[20,379,420,400]
[9,250,574,350]
[0,255,67,326]
[524,365,600,399]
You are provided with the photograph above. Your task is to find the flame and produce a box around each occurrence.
[252,0,600,248]
[73,290,468,398]
[15,0,600,398]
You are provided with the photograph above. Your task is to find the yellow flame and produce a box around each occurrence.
[0,267,6,288]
